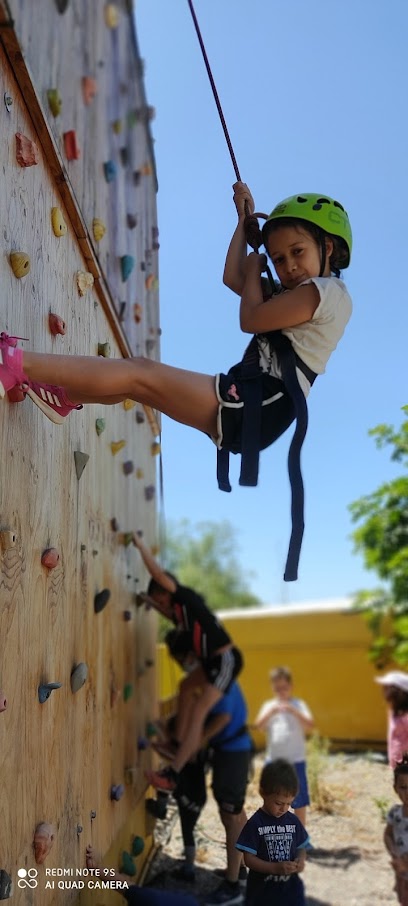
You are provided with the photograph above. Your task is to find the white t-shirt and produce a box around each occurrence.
[258,276,352,396]
[257,697,312,763]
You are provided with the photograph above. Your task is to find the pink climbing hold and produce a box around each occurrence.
[48,313,66,336]
[41,548,60,570]
[15,132,40,167]
[0,692,7,713]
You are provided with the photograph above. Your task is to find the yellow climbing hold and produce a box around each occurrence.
[112,119,122,134]
[111,440,126,455]
[47,89,62,118]
[123,399,136,411]
[51,207,67,237]
[135,468,144,479]
[104,3,119,28]
[76,271,94,296]
[151,442,161,457]
[92,218,106,242]
[9,252,30,278]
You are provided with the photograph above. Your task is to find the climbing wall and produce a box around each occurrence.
[0,2,160,902]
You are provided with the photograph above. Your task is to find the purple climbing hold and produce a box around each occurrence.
[110,784,124,801]
[144,485,155,502]
[123,461,134,476]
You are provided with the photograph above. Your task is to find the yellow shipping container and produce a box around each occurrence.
[158,599,388,751]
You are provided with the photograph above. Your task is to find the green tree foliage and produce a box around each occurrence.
[163,518,261,611]
[349,406,408,667]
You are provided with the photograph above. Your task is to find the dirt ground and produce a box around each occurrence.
[145,752,399,905]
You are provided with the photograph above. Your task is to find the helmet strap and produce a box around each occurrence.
[319,235,327,277]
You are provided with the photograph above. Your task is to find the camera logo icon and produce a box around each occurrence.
[17,868,38,889]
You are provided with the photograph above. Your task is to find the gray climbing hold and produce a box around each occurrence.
[74,451,89,480]
[70,662,88,693]
[0,870,12,899]
[38,682,62,704]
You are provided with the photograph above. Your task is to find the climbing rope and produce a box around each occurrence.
[186,1,309,581]
[186,0,269,257]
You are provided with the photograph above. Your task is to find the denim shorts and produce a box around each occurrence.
[292,760,310,809]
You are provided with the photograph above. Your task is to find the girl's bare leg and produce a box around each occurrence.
[171,683,223,773]
[22,353,218,436]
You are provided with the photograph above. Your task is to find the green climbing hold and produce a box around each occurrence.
[121,852,136,876]
[123,683,133,702]
[131,835,144,857]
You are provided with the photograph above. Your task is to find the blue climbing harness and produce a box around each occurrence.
[217,331,317,582]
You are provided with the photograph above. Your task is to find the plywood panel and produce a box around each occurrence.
[0,8,161,902]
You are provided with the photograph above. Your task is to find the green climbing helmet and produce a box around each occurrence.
[262,193,352,267]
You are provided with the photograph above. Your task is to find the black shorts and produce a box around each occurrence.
[214,371,295,453]
[211,750,250,813]
[202,646,243,692]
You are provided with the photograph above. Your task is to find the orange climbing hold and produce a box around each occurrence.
[15,132,40,167]
[81,76,98,105]
[34,823,55,864]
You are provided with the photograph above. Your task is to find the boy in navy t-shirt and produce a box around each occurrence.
[236,760,308,905]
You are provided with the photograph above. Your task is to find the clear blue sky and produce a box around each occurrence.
[135,0,407,605]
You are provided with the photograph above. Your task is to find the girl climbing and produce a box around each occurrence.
[0,183,352,577]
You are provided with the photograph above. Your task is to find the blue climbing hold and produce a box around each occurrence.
[120,255,135,282]
[104,160,117,183]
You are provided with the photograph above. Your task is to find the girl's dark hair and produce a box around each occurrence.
[260,759,299,797]
[147,571,178,597]
[263,216,349,277]
[386,686,408,717]
[394,753,408,783]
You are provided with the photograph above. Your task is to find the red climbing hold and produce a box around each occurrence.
[63,130,80,160]
[41,548,60,570]
[49,313,66,336]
